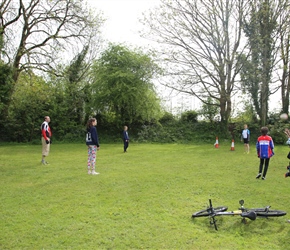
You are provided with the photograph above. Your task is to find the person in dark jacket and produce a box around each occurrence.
[256,127,274,180]
[86,118,100,175]
[123,126,129,152]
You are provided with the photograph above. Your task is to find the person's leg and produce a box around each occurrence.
[125,140,129,152]
[91,146,99,174]
[262,158,270,179]
[41,137,50,164]
[124,140,128,152]
[256,158,264,178]
[87,146,92,174]
[247,143,250,153]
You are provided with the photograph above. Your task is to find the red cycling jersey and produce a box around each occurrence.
[41,121,52,140]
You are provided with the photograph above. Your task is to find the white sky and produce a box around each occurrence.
[87,0,160,47]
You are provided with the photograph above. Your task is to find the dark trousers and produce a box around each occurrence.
[259,158,270,177]
[123,140,129,152]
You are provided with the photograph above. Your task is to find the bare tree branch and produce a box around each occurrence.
[0,0,104,82]
[142,0,249,123]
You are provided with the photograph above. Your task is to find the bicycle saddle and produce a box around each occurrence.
[241,211,257,220]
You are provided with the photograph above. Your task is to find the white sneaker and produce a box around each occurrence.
[88,170,91,175]
[91,171,99,175]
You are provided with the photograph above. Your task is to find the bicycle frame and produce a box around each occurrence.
[192,199,286,230]
[207,199,256,230]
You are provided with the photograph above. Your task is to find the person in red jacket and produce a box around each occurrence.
[256,127,274,180]
[41,116,52,165]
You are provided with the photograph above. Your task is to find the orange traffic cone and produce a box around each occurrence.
[214,137,219,148]
[230,139,235,151]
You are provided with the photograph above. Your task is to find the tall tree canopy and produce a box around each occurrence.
[142,0,249,128]
[276,0,290,115]
[241,0,288,125]
[91,44,162,129]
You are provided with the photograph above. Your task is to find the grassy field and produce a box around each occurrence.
[1,141,290,249]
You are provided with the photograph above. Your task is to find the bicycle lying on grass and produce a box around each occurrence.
[192,199,287,230]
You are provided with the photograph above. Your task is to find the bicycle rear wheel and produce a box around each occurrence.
[251,209,286,217]
[192,206,228,217]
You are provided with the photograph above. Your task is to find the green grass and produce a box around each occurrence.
[1,142,290,249]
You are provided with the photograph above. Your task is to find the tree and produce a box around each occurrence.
[142,0,249,129]
[0,0,103,133]
[0,62,13,131]
[277,1,290,114]
[0,0,103,93]
[199,97,219,123]
[4,72,53,142]
[241,0,286,125]
[279,28,290,114]
[91,44,162,129]
[64,45,90,125]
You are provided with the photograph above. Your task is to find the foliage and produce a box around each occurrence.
[180,110,198,123]
[2,72,53,142]
[0,43,165,143]
[232,101,259,124]
[240,0,288,125]
[137,118,228,144]
[159,111,177,124]
[199,97,219,122]
[63,45,91,125]
[1,71,87,143]
[269,125,288,145]
[0,63,13,126]
[278,3,290,114]
[0,0,104,143]
[1,143,290,249]
[91,44,162,129]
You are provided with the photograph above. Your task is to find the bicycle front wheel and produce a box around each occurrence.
[251,209,286,217]
[192,206,228,217]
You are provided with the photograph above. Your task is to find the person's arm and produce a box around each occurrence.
[91,127,100,147]
[269,139,274,156]
[256,140,260,157]
[123,131,128,140]
[270,138,274,151]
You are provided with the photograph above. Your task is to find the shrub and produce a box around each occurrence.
[180,110,198,123]
[159,112,176,124]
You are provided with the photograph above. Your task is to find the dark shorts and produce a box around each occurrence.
[243,138,249,144]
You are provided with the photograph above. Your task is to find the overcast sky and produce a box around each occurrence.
[87,0,160,47]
